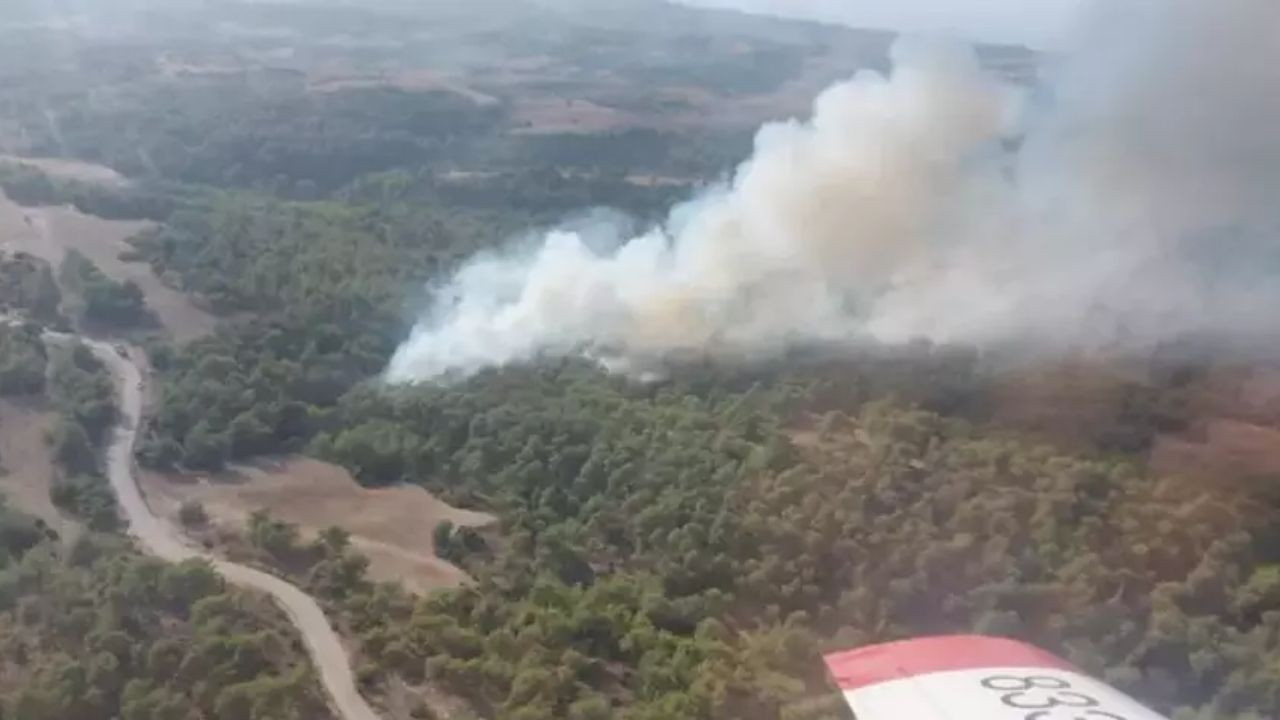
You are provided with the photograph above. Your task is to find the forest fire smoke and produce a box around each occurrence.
[387,0,1280,383]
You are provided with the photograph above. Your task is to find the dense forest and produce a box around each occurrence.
[304,366,1280,720]
[172,352,1280,720]
[0,499,334,720]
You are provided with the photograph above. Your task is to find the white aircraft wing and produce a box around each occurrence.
[824,635,1169,720]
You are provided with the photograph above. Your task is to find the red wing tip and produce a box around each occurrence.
[824,635,1076,691]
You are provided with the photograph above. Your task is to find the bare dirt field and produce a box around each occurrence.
[308,69,499,106]
[0,190,216,343]
[0,399,79,542]
[140,455,495,594]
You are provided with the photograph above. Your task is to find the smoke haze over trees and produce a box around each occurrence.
[388,0,1280,383]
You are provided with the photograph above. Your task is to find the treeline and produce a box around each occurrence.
[0,498,333,720]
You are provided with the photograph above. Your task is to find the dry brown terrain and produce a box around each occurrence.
[0,189,217,343]
[1151,419,1280,482]
[308,69,499,106]
[0,399,79,542]
[991,357,1280,484]
[988,358,1150,451]
[1189,366,1280,425]
[140,456,494,594]
[1148,366,1280,482]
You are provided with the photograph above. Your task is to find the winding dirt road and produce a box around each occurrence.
[60,332,383,720]
[2,158,382,719]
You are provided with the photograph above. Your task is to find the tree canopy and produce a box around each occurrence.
[0,525,333,720]
[58,250,150,328]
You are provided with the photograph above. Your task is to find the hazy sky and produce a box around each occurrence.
[677,0,1082,47]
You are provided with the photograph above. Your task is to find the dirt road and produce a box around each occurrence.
[0,147,377,718]
[57,331,383,720]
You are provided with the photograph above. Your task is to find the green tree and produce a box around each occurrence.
[183,421,229,470]
[248,510,299,559]
[178,500,209,528]
[0,325,47,395]
[50,418,97,475]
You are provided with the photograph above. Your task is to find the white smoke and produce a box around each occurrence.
[387,0,1280,383]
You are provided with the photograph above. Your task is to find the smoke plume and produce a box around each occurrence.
[387,0,1280,383]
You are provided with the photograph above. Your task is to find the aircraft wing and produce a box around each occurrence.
[824,635,1169,720]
